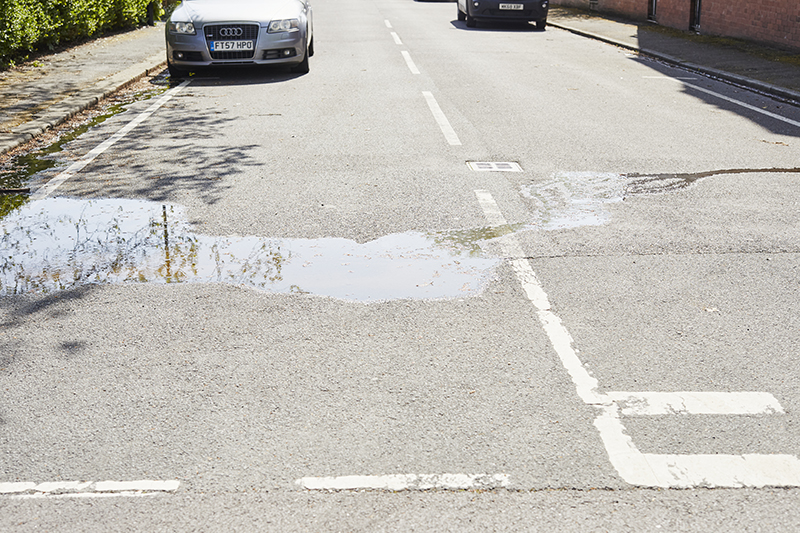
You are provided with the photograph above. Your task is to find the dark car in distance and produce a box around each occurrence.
[457,0,548,29]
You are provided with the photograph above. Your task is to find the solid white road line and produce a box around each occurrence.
[297,474,509,491]
[422,91,461,145]
[30,80,192,201]
[475,189,800,488]
[475,189,601,403]
[606,391,784,416]
[391,32,403,45]
[402,51,421,75]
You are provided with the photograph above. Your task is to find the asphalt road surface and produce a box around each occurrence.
[2,0,800,530]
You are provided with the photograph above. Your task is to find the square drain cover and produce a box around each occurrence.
[467,162,522,172]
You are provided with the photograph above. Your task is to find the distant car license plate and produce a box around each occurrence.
[211,40,254,51]
[499,3,524,9]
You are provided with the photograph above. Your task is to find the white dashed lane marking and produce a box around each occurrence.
[475,189,800,488]
[422,91,461,146]
[401,51,420,75]
[0,480,180,498]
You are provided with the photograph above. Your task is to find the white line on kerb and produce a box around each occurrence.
[391,32,403,45]
[475,189,800,488]
[401,51,420,75]
[422,91,461,146]
[298,474,509,491]
[30,80,192,201]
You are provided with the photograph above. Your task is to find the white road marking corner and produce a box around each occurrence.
[475,189,800,489]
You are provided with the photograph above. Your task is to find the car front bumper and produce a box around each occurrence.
[467,0,548,22]
[166,22,307,68]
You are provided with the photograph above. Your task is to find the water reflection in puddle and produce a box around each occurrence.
[0,198,500,301]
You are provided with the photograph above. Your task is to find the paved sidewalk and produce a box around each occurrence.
[548,7,800,103]
[0,23,166,156]
[1,11,799,157]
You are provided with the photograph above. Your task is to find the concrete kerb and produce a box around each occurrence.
[0,53,167,157]
[548,21,800,105]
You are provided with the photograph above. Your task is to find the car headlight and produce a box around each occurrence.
[169,22,196,35]
[268,19,300,33]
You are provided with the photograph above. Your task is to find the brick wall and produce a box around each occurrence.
[701,0,800,50]
[549,0,800,50]
[653,0,690,30]
[553,0,591,9]
[601,0,650,20]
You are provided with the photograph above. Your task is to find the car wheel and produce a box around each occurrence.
[308,36,315,57]
[465,13,476,28]
[536,18,546,30]
[167,60,189,79]
[291,48,310,74]
[457,6,466,21]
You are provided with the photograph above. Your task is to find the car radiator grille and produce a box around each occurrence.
[205,24,259,60]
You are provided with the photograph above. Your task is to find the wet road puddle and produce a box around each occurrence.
[522,168,800,230]
[0,198,500,302]
[522,172,625,230]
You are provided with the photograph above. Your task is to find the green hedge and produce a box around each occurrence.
[0,0,170,65]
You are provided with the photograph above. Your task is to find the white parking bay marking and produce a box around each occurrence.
[422,91,461,146]
[297,474,509,491]
[606,391,784,416]
[475,189,800,488]
[31,80,192,201]
[643,454,800,488]
[402,51,420,75]
[475,190,600,402]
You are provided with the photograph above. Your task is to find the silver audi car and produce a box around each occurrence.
[165,0,313,77]
[457,0,548,29]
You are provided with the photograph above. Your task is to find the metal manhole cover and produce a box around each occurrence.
[467,162,523,172]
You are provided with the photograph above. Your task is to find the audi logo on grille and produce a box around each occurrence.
[219,27,243,37]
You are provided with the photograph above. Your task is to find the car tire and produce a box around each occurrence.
[457,6,466,21]
[291,48,310,74]
[465,12,476,28]
[536,18,546,30]
[167,60,189,79]
[308,36,315,57]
